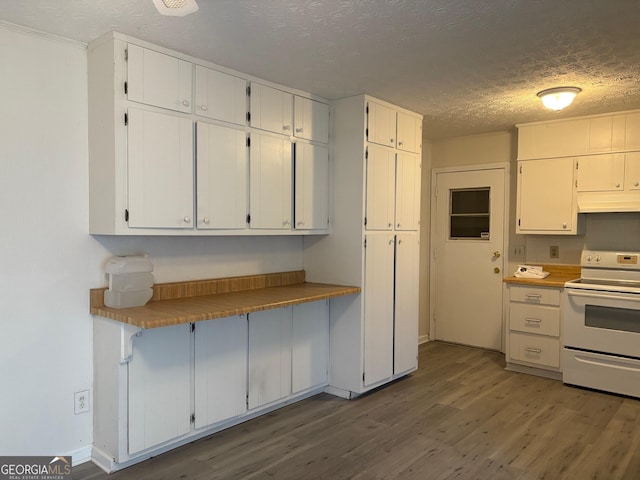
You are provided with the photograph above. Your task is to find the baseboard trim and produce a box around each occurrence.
[68,446,92,466]
[418,335,430,345]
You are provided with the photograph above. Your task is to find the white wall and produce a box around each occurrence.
[0,22,303,464]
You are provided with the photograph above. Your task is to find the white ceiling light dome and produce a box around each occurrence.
[537,86,582,111]
[152,0,199,17]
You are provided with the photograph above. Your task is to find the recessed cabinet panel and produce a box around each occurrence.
[294,96,329,143]
[395,152,421,231]
[194,65,247,125]
[294,143,329,230]
[127,108,194,229]
[367,101,397,148]
[365,144,395,230]
[292,301,329,393]
[128,324,191,455]
[127,44,192,113]
[576,154,625,192]
[625,152,640,190]
[397,112,422,153]
[196,122,247,229]
[249,134,292,229]
[394,233,419,374]
[250,83,293,136]
[625,113,640,151]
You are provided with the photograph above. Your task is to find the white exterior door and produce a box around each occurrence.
[365,144,395,231]
[432,167,506,350]
[294,143,329,230]
[364,233,395,386]
[128,324,191,454]
[394,233,419,374]
[196,122,247,229]
[194,65,247,125]
[194,316,247,429]
[127,108,194,229]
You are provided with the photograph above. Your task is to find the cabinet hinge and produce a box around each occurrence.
[246,136,251,147]
[124,112,128,126]
[518,218,521,227]
[124,81,128,95]
[124,48,128,61]
[246,111,251,123]
[191,323,195,333]
[246,213,251,224]
[365,128,369,140]
[364,217,367,227]
[365,147,368,160]
[190,413,195,424]
[366,104,369,115]
[246,85,251,96]
[519,164,522,174]
[246,393,249,408]
[576,161,579,170]
[364,237,367,248]
[124,209,129,222]
[362,372,365,382]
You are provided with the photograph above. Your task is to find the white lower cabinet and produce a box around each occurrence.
[394,233,419,374]
[506,284,562,376]
[93,300,329,472]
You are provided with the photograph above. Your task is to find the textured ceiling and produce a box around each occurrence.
[2,0,640,139]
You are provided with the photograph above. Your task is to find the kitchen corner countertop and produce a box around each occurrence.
[90,271,360,329]
[503,264,581,288]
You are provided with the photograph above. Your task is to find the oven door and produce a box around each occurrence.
[564,288,640,358]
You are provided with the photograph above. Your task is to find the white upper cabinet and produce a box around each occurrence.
[127,44,193,113]
[194,65,247,125]
[249,133,292,229]
[396,111,422,153]
[576,153,625,192]
[367,100,397,148]
[293,96,329,143]
[625,152,640,190]
[294,143,329,231]
[395,152,421,231]
[250,83,293,136]
[365,144,396,230]
[196,122,248,229]
[127,108,194,229]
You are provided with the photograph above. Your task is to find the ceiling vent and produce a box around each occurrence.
[152,0,199,16]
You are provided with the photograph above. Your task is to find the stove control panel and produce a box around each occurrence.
[582,250,640,269]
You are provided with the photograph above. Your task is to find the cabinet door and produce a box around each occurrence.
[249,133,292,229]
[576,154,625,192]
[194,317,247,429]
[367,101,396,148]
[128,324,191,455]
[517,158,577,233]
[363,234,395,387]
[365,144,395,230]
[394,233,419,375]
[127,44,192,113]
[395,152,421,231]
[250,83,293,135]
[248,308,292,409]
[127,108,194,229]
[294,143,329,230]
[293,96,329,143]
[397,112,422,153]
[196,122,247,229]
[292,301,329,394]
[625,152,640,191]
[194,65,247,125]
[625,112,640,151]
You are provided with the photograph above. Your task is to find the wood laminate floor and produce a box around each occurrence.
[74,342,640,479]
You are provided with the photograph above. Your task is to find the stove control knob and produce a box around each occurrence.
[586,255,592,263]
[595,255,601,263]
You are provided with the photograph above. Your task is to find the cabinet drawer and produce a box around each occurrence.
[509,332,560,369]
[509,285,560,306]
[509,303,560,337]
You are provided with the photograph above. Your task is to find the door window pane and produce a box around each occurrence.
[450,188,490,239]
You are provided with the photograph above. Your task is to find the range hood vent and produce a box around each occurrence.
[578,194,640,213]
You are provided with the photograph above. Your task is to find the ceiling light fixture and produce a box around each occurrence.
[537,86,582,111]
[152,0,199,16]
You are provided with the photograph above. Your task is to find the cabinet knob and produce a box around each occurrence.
[563,223,567,229]
[283,125,291,131]
[202,217,210,225]
[200,105,208,111]
[390,138,394,144]
[635,181,639,187]
[182,100,190,107]
[388,222,392,228]
[183,216,191,223]
[398,141,403,146]
[616,183,621,188]
[295,127,303,133]
[297,221,304,226]
[283,220,291,226]
[397,223,401,228]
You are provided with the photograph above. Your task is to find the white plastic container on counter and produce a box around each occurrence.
[104,255,154,308]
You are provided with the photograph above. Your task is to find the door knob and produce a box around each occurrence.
[494,267,501,274]
[493,251,501,258]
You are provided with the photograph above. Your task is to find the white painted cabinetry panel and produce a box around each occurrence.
[396,111,422,153]
[196,122,248,229]
[365,144,395,230]
[625,152,640,190]
[394,233,419,375]
[576,154,625,192]
[194,316,248,429]
[194,65,247,125]
[367,100,397,148]
[128,324,191,455]
[294,96,329,143]
[395,152,421,231]
[294,143,329,231]
[292,301,329,394]
[127,108,194,229]
[250,83,293,136]
[127,44,192,113]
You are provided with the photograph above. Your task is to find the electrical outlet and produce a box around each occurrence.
[550,245,560,259]
[512,245,526,258]
[74,390,90,415]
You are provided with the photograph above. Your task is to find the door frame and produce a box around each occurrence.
[429,162,510,351]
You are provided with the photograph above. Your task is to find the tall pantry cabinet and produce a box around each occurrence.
[304,95,422,398]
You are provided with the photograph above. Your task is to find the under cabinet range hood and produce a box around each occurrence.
[577,193,640,213]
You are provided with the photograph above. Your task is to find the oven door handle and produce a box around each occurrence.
[566,289,640,302]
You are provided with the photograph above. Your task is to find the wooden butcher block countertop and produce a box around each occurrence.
[90,270,360,329]
[503,264,580,288]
